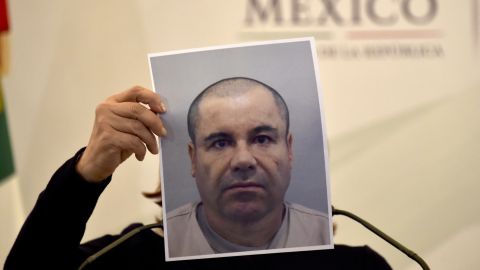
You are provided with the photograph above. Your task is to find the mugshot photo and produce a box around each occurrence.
[148,38,333,261]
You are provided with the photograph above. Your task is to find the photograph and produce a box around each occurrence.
[148,38,333,261]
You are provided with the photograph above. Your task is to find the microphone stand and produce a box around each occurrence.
[332,206,430,270]
[79,208,430,269]
[78,222,163,270]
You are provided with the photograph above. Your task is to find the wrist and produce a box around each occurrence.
[75,151,107,183]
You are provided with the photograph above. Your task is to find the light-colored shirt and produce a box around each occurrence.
[166,201,330,258]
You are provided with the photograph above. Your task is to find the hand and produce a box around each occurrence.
[76,86,167,183]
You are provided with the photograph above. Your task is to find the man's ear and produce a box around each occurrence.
[188,142,196,177]
[287,133,293,166]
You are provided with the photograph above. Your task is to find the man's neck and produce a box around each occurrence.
[202,204,285,247]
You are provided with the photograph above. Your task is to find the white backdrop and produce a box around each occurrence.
[2,1,480,269]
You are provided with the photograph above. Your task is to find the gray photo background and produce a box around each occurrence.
[149,40,330,215]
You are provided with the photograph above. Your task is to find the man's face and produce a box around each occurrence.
[188,86,293,223]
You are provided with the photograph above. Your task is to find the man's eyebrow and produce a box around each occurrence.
[203,132,232,144]
[251,125,279,136]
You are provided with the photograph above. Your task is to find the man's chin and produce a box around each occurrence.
[223,201,268,223]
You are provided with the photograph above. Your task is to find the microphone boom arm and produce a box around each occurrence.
[332,206,430,270]
[78,208,430,269]
[78,222,163,270]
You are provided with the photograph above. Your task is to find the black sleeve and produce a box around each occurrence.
[4,149,111,270]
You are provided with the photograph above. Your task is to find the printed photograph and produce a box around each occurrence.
[148,38,333,261]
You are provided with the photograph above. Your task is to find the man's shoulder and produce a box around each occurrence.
[165,202,215,257]
[286,202,329,220]
[284,202,331,247]
[165,202,202,235]
[166,202,198,220]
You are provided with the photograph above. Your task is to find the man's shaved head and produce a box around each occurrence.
[187,77,290,144]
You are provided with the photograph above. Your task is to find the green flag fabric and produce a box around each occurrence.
[0,81,14,181]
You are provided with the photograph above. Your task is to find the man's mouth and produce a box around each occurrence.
[224,182,264,192]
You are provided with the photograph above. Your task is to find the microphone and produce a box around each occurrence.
[332,206,430,270]
[79,208,430,269]
[78,222,163,270]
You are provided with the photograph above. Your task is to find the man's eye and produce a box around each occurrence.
[212,140,230,149]
[253,135,272,145]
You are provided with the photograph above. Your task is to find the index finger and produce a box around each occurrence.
[109,86,166,113]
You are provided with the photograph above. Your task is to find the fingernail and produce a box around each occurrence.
[161,127,167,136]
[160,103,167,113]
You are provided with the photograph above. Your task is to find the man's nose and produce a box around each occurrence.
[230,143,257,179]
